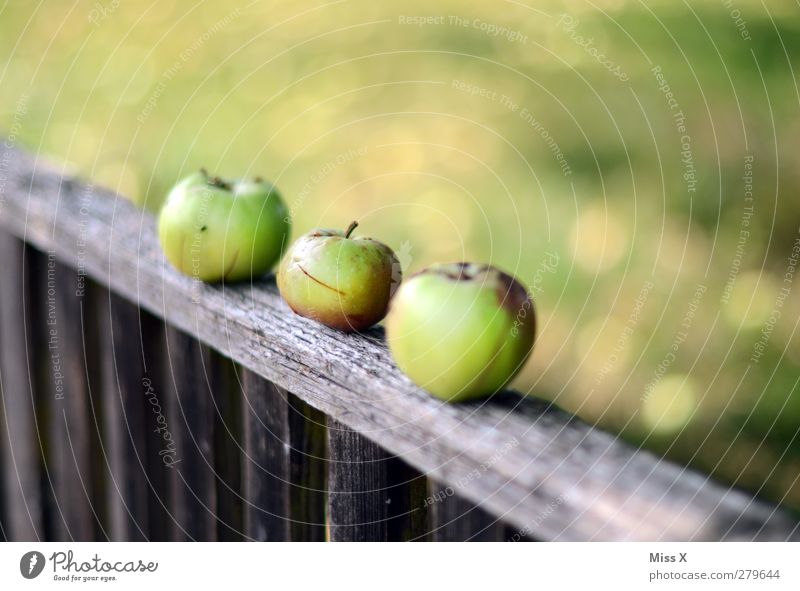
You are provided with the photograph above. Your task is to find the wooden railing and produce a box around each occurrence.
[0,146,797,542]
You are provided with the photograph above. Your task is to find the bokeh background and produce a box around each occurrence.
[2,0,799,510]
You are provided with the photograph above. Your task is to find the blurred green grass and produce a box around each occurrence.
[2,0,799,508]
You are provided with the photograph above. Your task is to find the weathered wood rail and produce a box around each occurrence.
[0,145,797,541]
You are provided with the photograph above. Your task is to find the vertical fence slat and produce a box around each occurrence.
[0,356,5,542]
[241,373,329,541]
[212,354,243,541]
[97,290,152,541]
[430,486,514,541]
[138,319,172,542]
[289,396,327,542]
[327,419,432,542]
[242,370,290,541]
[84,279,109,540]
[327,420,391,541]
[165,325,217,541]
[27,247,55,541]
[0,408,4,542]
[42,261,99,540]
[386,459,429,541]
[0,234,44,541]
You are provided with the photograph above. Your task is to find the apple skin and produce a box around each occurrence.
[277,222,401,332]
[385,262,535,402]
[158,170,290,282]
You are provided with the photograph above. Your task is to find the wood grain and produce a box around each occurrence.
[211,353,243,541]
[429,483,512,542]
[1,147,799,541]
[164,324,217,541]
[0,234,44,541]
[138,316,171,542]
[41,261,98,540]
[385,457,429,541]
[241,372,329,541]
[329,420,439,541]
[241,370,291,541]
[327,419,391,541]
[96,290,152,541]
[288,394,327,541]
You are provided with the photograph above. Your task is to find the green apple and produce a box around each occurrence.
[385,262,535,402]
[158,169,290,282]
[278,221,400,332]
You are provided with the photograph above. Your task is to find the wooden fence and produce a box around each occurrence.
[0,146,797,541]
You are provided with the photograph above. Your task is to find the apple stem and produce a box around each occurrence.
[345,220,359,238]
[208,176,232,191]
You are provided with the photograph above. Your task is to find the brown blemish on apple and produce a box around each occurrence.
[444,266,466,280]
[297,263,346,296]
[423,263,533,321]
[309,229,341,238]
[417,262,491,281]
[455,263,491,280]
[495,270,529,314]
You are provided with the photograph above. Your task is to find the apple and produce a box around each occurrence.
[277,221,400,332]
[385,262,535,402]
[158,169,290,282]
